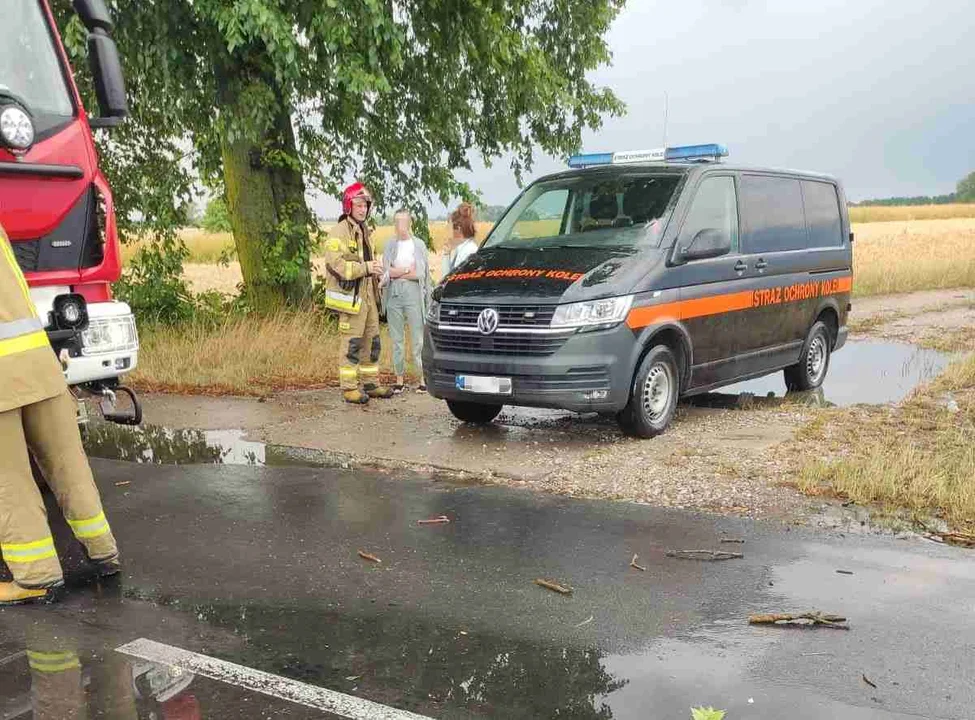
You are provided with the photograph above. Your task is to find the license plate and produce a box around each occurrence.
[456,375,512,395]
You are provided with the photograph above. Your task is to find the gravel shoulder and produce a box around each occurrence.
[130,289,973,523]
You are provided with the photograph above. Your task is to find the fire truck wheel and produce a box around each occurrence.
[617,344,679,438]
[446,400,503,424]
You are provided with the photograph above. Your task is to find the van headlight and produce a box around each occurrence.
[427,300,440,322]
[550,295,634,331]
[81,315,139,355]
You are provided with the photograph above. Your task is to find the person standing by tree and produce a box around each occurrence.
[441,202,480,278]
[323,183,394,404]
[381,210,432,393]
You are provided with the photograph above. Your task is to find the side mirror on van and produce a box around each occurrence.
[679,228,730,262]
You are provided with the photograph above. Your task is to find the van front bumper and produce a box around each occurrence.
[422,323,636,413]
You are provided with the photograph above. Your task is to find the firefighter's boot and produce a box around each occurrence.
[0,581,50,606]
[91,554,121,578]
[363,383,394,399]
[342,389,370,404]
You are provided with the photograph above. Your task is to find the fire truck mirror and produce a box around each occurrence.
[73,0,114,33]
[87,32,129,124]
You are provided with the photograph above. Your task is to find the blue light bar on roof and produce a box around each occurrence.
[664,143,729,162]
[567,143,728,168]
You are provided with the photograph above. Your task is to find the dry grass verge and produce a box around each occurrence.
[131,311,421,395]
[794,353,975,532]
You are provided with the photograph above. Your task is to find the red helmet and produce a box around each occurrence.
[342,182,372,216]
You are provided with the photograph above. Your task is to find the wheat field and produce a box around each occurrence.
[168,213,975,299]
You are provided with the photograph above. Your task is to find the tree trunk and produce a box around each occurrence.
[215,60,312,311]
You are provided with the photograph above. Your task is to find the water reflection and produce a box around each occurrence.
[0,639,198,720]
[723,340,949,406]
[133,595,626,719]
[82,424,265,466]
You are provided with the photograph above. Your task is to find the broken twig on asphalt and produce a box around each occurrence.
[667,550,743,561]
[719,538,745,544]
[913,517,975,548]
[630,554,646,571]
[836,570,854,575]
[574,615,594,628]
[417,515,451,525]
[862,674,877,689]
[748,612,849,630]
[357,550,382,564]
[535,578,573,595]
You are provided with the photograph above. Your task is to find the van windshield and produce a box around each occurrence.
[0,0,74,130]
[484,173,682,250]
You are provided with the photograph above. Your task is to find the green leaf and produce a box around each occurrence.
[691,707,727,720]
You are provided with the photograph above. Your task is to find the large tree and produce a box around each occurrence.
[54,0,625,310]
[958,171,975,203]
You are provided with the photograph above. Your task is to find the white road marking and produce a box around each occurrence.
[116,638,434,720]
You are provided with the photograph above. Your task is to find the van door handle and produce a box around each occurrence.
[734,260,748,273]
[755,258,768,270]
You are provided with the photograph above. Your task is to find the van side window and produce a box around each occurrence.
[740,175,806,254]
[676,176,739,255]
[802,181,843,247]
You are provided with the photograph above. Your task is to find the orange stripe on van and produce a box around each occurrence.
[626,274,852,330]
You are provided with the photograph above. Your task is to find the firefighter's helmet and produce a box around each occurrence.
[342,182,372,216]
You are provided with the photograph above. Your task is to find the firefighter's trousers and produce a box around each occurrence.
[0,390,119,588]
[336,281,382,390]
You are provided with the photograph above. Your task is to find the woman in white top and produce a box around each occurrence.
[381,210,432,393]
[441,202,479,278]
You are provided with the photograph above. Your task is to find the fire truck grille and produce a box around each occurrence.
[11,239,40,273]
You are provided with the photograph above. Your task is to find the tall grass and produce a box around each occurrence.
[131,311,419,395]
[797,353,975,531]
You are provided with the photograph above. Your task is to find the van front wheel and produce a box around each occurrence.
[446,400,503,424]
[617,345,680,438]
[785,320,831,392]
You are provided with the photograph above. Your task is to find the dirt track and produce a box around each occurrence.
[129,289,973,522]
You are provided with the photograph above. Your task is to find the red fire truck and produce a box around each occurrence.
[1,0,140,424]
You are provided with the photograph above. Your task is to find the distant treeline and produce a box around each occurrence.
[851,194,959,207]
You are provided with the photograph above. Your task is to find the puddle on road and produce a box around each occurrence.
[713,339,949,407]
[81,423,322,468]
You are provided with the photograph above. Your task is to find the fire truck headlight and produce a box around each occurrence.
[81,315,139,356]
[0,106,35,150]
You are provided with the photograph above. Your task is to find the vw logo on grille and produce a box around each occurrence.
[477,308,499,335]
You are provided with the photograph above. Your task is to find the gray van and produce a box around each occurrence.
[422,145,852,437]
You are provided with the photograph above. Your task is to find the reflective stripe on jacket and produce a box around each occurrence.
[322,218,376,315]
[0,225,65,412]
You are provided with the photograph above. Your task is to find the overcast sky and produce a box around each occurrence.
[313,0,975,217]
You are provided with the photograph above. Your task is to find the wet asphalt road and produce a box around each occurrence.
[2,460,973,719]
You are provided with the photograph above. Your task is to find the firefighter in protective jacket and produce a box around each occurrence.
[0,224,120,606]
[323,183,394,404]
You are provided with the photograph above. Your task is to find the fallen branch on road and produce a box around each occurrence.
[630,554,646,571]
[535,578,573,595]
[357,550,382,564]
[417,515,451,525]
[667,550,743,561]
[719,538,745,544]
[748,612,849,630]
[913,517,975,548]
